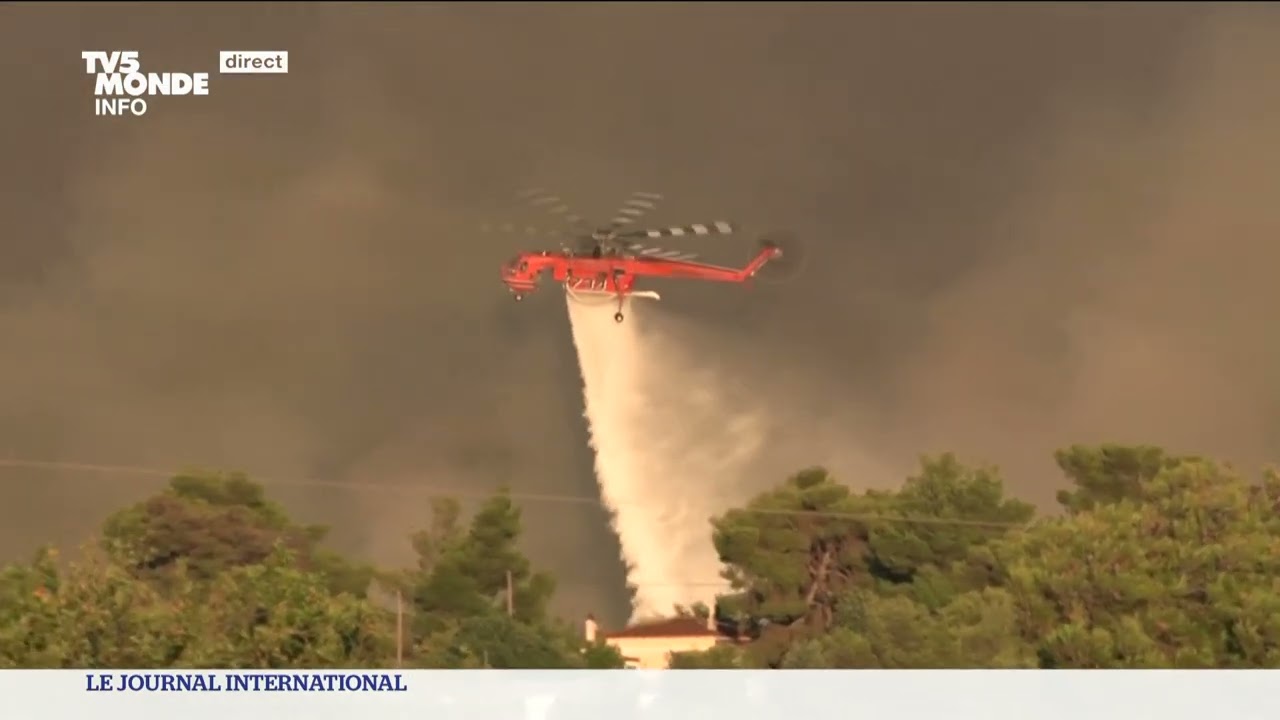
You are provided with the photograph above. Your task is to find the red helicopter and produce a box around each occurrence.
[493,190,785,323]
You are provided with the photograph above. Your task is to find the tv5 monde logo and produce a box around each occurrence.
[81,50,289,117]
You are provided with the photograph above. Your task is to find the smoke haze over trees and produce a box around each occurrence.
[2,4,1280,631]
[4,444,1280,669]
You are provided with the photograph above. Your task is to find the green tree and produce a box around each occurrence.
[780,588,1034,668]
[414,613,621,669]
[1053,444,1194,514]
[673,601,711,620]
[101,470,372,597]
[0,545,393,669]
[0,547,189,668]
[0,475,623,670]
[715,446,1279,669]
[865,454,1034,608]
[669,643,744,669]
[13,443,1280,671]
[711,467,871,630]
[1002,455,1280,668]
[711,458,1030,632]
[186,547,393,668]
[398,491,621,669]
[403,492,556,636]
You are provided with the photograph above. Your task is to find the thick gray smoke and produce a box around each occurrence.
[2,5,1278,628]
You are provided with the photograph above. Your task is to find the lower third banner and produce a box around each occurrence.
[1,669,1278,720]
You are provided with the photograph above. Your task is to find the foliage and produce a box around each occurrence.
[668,643,744,669]
[2,443,1278,669]
[399,491,621,669]
[414,613,622,669]
[1004,458,1280,668]
[710,455,1032,650]
[0,477,614,669]
[679,445,1280,669]
[0,545,389,669]
[673,601,711,620]
[402,492,557,637]
[187,548,393,668]
[0,547,186,668]
[100,470,372,597]
[1053,444,1195,515]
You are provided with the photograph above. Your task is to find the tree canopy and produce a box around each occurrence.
[0,471,621,669]
[679,444,1280,669]
[2,443,1278,668]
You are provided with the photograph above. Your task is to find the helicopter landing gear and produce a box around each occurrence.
[613,312,625,323]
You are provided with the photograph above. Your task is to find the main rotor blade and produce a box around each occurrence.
[607,191,664,228]
[619,220,735,240]
[515,188,591,231]
[479,222,566,240]
[625,242,698,262]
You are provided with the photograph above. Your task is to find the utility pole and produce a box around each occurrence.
[506,570,514,617]
[395,588,404,668]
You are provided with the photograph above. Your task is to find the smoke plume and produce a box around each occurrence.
[1,5,1277,627]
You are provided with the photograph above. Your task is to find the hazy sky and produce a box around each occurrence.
[1,3,1276,625]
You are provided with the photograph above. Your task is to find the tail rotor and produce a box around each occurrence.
[754,231,806,285]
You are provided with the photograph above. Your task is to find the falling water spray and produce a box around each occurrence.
[564,294,766,619]
[562,268,891,621]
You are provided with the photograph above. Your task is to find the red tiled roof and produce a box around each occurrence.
[602,616,719,640]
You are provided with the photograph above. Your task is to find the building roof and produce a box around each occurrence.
[602,616,720,640]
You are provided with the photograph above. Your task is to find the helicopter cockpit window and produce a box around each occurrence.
[518,261,529,272]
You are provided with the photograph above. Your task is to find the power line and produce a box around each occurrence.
[567,580,733,588]
[0,458,1029,530]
